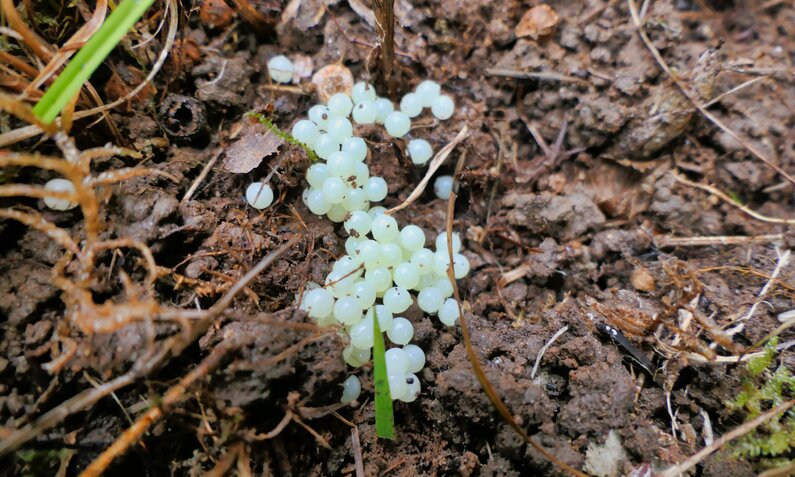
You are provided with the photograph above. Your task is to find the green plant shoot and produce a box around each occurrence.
[373,308,395,440]
[33,0,156,124]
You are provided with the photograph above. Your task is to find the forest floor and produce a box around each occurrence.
[1,0,794,476]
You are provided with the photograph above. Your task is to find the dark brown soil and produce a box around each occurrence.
[2,1,794,476]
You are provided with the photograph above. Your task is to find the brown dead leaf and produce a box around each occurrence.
[515,4,559,40]
[223,121,284,173]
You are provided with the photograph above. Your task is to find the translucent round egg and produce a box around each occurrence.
[351,162,370,188]
[344,210,372,238]
[267,55,293,83]
[379,243,404,269]
[384,111,411,138]
[327,93,353,117]
[388,372,408,400]
[352,101,377,124]
[340,375,362,403]
[366,304,394,331]
[415,80,441,107]
[435,231,462,254]
[333,255,359,275]
[400,92,423,118]
[385,347,410,374]
[433,175,454,200]
[364,177,388,202]
[308,104,331,131]
[393,262,420,290]
[368,206,387,218]
[399,225,425,251]
[306,188,331,215]
[345,236,361,256]
[342,187,369,211]
[351,280,377,309]
[365,266,393,292]
[327,151,356,179]
[245,182,274,210]
[291,119,319,148]
[343,344,371,368]
[399,373,421,402]
[387,317,414,345]
[373,97,394,124]
[334,296,364,325]
[327,204,349,223]
[43,178,78,211]
[325,269,357,297]
[403,344,426,373]
[434,276,455,298]
[383,287,413,314]
[433,252,470,279]
[349,316,375,349]
[417,286,444,313]
[371,214,399,243]
[306,163,329,189]
[301,288,334,318]
[354,239,382,269]
[342,137,368,162]
[431,95,455,120]
[352,81,377,104]
[438,298,461,327]
[408,139,433,165]
[314,133,340,159]
[410,248,435,275]
[322,176,348,204]
[328,116,353,143]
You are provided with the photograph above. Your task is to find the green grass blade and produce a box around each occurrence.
[373,309,395,440]
[32,0,156,124]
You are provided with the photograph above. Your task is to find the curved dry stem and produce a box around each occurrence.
[0,208,79,254]
[0,93,58,135]
[386,125,468,215]
[79,145,142,164]
[0,184,77,203]
[0,152,77,175]
[90,167,179,187]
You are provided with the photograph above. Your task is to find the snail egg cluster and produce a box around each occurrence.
[293,79,465,404]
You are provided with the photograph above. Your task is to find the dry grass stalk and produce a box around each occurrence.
[672,172,795,225]
[386,125,468,215]
[656,234,785,247]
